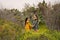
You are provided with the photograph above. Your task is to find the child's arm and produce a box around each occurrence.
[29,23,32,27]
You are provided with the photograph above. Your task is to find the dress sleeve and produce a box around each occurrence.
[29,23,32,27]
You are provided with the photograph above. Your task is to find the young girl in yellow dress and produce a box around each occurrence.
[25,17,32,31]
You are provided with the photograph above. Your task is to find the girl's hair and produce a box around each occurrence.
[34,14,38,20]
[25,17,28,25]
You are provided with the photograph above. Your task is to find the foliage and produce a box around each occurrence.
[0,19,60,40]
[0,0,60,40]
[20,25,60,40]
[0,19,22,40]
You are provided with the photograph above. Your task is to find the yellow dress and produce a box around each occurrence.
[25,22,31,31]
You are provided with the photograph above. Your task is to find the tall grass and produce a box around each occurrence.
[0,19,60,40]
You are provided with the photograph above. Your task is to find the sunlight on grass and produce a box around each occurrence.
[20,24,60,40]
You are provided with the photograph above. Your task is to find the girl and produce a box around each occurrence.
[25,17,32,31]
[32,14,38,31]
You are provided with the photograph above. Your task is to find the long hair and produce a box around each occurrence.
[34,14,38,20]
[25,17,28,25]
[33,10,38,20]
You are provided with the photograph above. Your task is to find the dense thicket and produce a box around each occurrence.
[38,1,60,31]
[0,0,60,31]
[0,0,60,40]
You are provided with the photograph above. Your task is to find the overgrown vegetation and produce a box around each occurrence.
[0,0,60,40]
[0,19,60,40]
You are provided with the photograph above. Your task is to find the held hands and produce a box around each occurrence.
[32,25,34,28]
